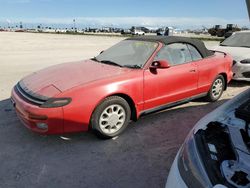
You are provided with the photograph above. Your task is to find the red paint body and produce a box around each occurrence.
[11,42,233,134]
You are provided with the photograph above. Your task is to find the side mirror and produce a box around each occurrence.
[150,60,170,69]
[100,50,104,54]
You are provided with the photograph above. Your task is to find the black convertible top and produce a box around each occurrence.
[127,36,214,58]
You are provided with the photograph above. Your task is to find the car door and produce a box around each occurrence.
[187,44,216,94]
[143,43,198,111]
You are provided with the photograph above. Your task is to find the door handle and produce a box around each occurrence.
[189,69,196,72]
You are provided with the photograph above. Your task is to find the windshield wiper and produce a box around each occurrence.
[123,64,141,69]
[100,60,123,67]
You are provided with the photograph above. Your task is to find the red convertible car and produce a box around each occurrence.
[11,36,233,138]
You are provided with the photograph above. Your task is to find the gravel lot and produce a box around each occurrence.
[0,32,249,188]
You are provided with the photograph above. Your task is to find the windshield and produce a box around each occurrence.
[221,32,250,48]
[95,40,158,68]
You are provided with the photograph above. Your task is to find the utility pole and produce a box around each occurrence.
[73,19,76,32]
[6,19,10,29]
[246,0,250,21]
[20,22,23,29]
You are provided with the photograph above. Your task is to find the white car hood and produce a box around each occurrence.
[212,45,250,61]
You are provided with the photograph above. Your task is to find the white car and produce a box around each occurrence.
[213,31,250,81]
[132,29,145,35]
[166,89,250,188]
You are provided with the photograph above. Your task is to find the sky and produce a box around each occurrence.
[0,0,249,28]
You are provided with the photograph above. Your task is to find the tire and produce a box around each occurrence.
[206,75,225,102]
[91,96,131,139]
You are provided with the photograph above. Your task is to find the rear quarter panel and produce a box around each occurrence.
[196,52,232,93]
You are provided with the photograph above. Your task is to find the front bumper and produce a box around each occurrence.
[232,62,250,81]
[11,88,64,134]
[166,143,228,188]
[166,151,188,188]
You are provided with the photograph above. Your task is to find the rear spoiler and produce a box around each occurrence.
[210,50,227,57]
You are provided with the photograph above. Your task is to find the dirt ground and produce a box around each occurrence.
[0,32,249,188]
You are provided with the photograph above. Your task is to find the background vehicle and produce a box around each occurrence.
[11,36,233,138]
[213,31,250,81]
[121,29,132,35]
[208,25,222,36]
[193,26,209,35]
[156,27,174,36]
[131,28,145,35]
[208,24,241,38]
[166,89,250,188]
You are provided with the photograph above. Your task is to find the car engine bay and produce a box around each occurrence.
[195,99,250,187]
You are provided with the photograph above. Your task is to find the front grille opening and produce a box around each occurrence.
[242,72,250,78]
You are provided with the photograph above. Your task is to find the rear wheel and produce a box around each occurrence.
[91,96,131,139]
[206,75,225,102]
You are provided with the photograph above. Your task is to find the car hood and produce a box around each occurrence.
[212,45,250,61]
[21,60,132,97]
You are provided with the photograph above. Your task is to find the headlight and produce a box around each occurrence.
[177,131,213,188]
[240,59,250,64]
[40,98,72,108]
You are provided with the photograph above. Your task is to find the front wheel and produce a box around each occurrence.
[91,96,131,139]
[206,75,225,102]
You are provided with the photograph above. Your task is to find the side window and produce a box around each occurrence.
[154,43,192,66]
[187,44,202,61]
[154,45,173,63]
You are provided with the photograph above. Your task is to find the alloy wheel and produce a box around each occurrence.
[99,104,126,134]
